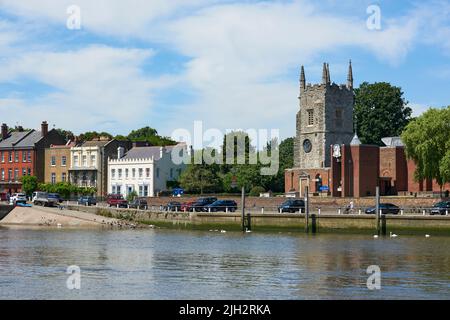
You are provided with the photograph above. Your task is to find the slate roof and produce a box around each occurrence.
[122,144,183,161]
[0,130,43,149]
[81,140,111,147]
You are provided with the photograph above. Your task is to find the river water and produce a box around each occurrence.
[0,226,449,300]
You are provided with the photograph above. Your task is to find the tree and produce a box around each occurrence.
[78,131,113,142]
[355,82,412,145]
[401,107,450,195]
[56,129,75,141]
[126,127,176,146]
[126,191,138,202]
[179,164,219,194]
[21,176,38,196]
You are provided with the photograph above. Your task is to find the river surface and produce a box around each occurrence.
[0,226,449,300]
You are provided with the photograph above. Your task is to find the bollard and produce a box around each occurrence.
[208,207,211,213]
[175,206,178,213]
[423,209,426,216]
[338,208,341,215]
[117,204,119,209]
[358,209,361,215]
[401,209,404,216]
[446,210,448,216]
[261,207,264,214]
[318,208,321,215]
[145,205,148,210]
[226,207,228,213]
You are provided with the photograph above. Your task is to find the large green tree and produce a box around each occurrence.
[401,106,450,194]
[355,82,412,145]
[126,127,175,146]
[21,176,38,196]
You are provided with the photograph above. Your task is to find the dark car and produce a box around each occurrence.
[129,198,148,210]
[191,197,218,212]
[430,201,450,215]
[78,196,97,206]
[48,193,63,203]
[165,201,182,212]
[278,199,305,213]
[205,200,238,212]
[107,194,128,208]
[365,203,400,215]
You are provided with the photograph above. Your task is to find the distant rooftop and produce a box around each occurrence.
[122,144,185,161]
[0,130,44,149]
[381,137,404,147]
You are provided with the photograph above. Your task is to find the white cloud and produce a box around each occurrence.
[0,45,172,134]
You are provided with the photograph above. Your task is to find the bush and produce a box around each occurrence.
[249,186,266,197]
[126,191,138,202]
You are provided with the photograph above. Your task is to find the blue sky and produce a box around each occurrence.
[0,0,449,143]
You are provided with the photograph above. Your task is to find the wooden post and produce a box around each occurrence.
[375,186,380,236]
[241,187,246,232]
[305,187,309,232]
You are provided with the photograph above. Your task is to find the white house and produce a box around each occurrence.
[107,143,187,197]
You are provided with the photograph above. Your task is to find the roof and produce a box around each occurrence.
[81,140,111,147]
[381,137,404,147]
[0,130,43,149]
[122,144,184,161]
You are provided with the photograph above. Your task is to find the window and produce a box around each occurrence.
[1,169,4,181]
[139,168,143,178]
[51,173,56,184]
[27,151,31,162]
[90,155,96,167]
[132,168,136,178]
[111,169,116,179]
[146,168,150,178]
[125,169,129,178]
[74,155,79,167]
[61,156,67,166]
[62,173,67,182]
[118,169,122,179]
[15,151,18,162]
[144,185,148,197]
[27,168,31,175]
[127,186,133,195]
[22,151,26,162]
[139,186,143,197]
[112,186,116,194]
[22,168,26,177]
[14,169,19,181]
[82,155,87,167]
[8,151,12,162]
[307,109,314,126]
[8,169,12,181]
[156,168,160,178]
[117,185,122,195]
[51,156,56,166]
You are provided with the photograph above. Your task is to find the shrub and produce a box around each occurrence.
[249,186,266,197]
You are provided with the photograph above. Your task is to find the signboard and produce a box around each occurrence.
[320,185,330,192]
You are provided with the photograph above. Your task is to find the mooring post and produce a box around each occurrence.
[241,186,246,232]
[376,186,380,236]
[305,187,310,232]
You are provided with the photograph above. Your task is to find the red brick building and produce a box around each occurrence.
[286,137,450,197]
[0,121,66,194]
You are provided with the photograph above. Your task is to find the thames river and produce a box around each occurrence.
[0,227,449,299]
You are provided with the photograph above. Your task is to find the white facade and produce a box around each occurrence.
[69,145,101,188]
[107,145,186,198]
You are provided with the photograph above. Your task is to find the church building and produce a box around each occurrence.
[285,62,450,198]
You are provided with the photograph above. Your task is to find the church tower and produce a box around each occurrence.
[294,61,355,169]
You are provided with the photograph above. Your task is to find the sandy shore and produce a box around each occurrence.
[0,205,128,228]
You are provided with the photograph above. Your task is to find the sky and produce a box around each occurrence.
[0,0,449,144]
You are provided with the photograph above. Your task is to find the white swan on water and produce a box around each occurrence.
[373,235,379,239]
[390,232,398,238]
[425,234,430,238]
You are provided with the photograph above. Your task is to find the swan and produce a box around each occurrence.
[390,232,398,238]
[373,235,379,239]
[425,234,430,238]
[220,230,226,233]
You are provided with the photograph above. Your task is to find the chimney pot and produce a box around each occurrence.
[41,121,48,137]
[1,123,8,140]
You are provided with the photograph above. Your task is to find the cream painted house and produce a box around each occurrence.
[107,144,187,197]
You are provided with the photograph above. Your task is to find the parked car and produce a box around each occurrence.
[365,203,400,215]
[278,199,305,213]
[106,194,128,208]
[181,201,196,212]
[191,197,218,212]
[10,193,27,205]
[205,200,238,212]
[77,196,97,206]
[129,198,148,210]
[165,201,182,212]
[430,201,450,215]
[48,193,63,203]
[32,191,57,207]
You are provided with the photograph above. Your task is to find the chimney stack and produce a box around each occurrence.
[1,123,8,140]
[41,121,48,137]
[117,146,125,159]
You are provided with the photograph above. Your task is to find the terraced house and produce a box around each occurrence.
[44,140,76,185]
[0,121,66,194]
